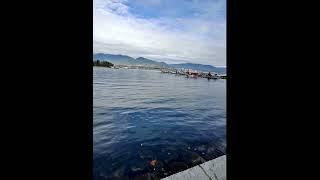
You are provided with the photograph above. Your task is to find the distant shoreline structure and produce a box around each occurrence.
[93,62,226,80]
[93,53,226,74]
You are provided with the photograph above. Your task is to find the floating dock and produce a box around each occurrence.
[160,69,226,79]
[161,155,226,180]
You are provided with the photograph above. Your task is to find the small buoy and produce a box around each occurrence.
[168,152,171,155]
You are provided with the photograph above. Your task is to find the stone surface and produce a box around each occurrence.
[161,165,210,180]
[199,155,226,180]
[160,155,226,180]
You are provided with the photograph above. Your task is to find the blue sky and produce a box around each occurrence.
[93,0,226,66]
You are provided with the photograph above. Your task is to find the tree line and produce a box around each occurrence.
[93,60,114,67]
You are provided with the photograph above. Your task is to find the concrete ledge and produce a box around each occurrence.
[199,155,226,180]
[161,155,226,180]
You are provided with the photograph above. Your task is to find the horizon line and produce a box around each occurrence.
[93,53,226,67]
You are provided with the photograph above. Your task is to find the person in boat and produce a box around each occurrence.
[186,70,190,78]
[208,72,212,77]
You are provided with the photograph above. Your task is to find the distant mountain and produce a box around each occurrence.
[93,53,136,65]
[93,53,168,67]
[135,57,168,67]
[169,63,226,73]
[93,53,226,73]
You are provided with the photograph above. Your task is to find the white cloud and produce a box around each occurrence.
[93,0,226,66]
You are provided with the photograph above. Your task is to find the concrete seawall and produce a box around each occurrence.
[161,155,226,180]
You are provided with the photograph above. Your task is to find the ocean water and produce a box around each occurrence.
[93,67,226,180]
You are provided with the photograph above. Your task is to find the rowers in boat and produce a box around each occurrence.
[207,72,218,79]
[186,71,199,78]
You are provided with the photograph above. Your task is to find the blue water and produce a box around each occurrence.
[93,67,226,180]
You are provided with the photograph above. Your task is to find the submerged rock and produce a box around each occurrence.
[112,165,127,177]
[152,160,165,178]
[163,152,179,164]
[200,141,226,160]
[127,160,149,178]
[216,141,226,153]
[150,160,157,167]
[139,150,154,160]
[190,152,206,165]
[168,161,188,173]
[132,173,153,180]
[131,167,143,172]
[110,176,130,180]
[154,160,164,169]
[196,145,206,152]
[206,146,216,154]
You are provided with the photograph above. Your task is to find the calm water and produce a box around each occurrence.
[93,67,226,180]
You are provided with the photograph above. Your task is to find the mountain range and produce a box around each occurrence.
[93,53,226,73]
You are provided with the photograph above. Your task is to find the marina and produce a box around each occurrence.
[160,68,226,80]
[109,64,227,80]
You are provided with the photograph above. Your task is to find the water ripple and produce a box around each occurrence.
[93,67,226,180]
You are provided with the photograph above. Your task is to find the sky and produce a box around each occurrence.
[93,0,226,66]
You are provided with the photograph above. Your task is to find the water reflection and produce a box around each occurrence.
[93,67,226,180]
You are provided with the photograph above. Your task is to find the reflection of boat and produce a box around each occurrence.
[205,72,220,79]
[207,76,218,80]
[186,74,197,78]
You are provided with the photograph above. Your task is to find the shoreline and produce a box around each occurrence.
[161,155,226,180]
[93,66,227,79]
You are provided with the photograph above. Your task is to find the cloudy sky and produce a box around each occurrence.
[93,0,226,66]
